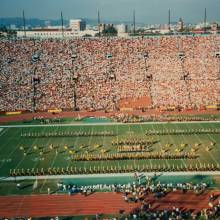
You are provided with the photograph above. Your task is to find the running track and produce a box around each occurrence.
[0,193,139,218]
[0,191,219,218]
[0,109,219,124]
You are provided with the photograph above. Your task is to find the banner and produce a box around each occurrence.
[5,111,22,116]
[48,109,62,113]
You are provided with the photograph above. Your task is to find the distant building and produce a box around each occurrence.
[211,22,218,34]
[17,28,72,38]
[178,18,184,31]
[195,22,210,30]
[98,23,106,32]
[116,24,128,37]
[159,24,171,34]
[17,28,98,38]
[10,24,17,30]
[106,23,114,28]
[45,20,51,27]
[69,19,86,31]
[116,24,128,33]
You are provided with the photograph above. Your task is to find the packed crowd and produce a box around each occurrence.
[0,36,219,112]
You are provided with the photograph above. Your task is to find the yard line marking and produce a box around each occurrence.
[177,123,202,165]
[199,123,220,146]
[33,126,60,191]
[14,126,49,171]
[69,125,82,168]
[116,122,120,171]
[0,128,26,170]
[0,127,17,153]
[0,127,9,143]
[197,123,219,165]
[128,124,136,169]
[172,123,197,167]
[184,123,218,165]
[100,124,106,171]
[151,124,169,167]
[83,125,94,172]
[162,123,187,169]
[39,125,71,193]
[140,124,152,168]
[12,126,52,196]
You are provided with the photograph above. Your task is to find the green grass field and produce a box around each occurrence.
[0,121,220,177]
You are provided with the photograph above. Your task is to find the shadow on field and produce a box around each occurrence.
[20,184,33,190]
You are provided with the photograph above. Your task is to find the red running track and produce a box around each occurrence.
[0,109,219,124]
[0,191,219,218]
[0,193,139,218]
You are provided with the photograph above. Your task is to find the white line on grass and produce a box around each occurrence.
[0,128,17,154]
[38,126,60,193]
[71,125,82,168]
[2,170,220,181]
[151,123,169,167]
[116,123,120,170]
[197,123,219,164]
[39,125,72,193]
[0,127,9,137]
[162,123,187,169]
[100,124,106,171]
[175,123,202,165]
[0,121,219,128]
[140,124,152,169]
[83,125,94,171]
[0,128,28,171]
[184,123,218,165]
[198,123,219,146]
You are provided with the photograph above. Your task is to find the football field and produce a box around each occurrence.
[0,121,220,177]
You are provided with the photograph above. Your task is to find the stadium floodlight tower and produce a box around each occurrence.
[143,52,152,80]
[98,10,101,37]
[31,53,40,112]
[214,52,220,80]
[168,9,171,32]
[143,52,154,107]
[204,8,207,34]
[177,46,193,106]
[71,51,78,111]
[178,51,189,81]
[133,9,136,35]
[22,10,26,38]
[106,52,116,81]
[61,12,64,38]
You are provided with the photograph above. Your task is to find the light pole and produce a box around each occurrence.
[31,51,40,112]
[71,53,77,111]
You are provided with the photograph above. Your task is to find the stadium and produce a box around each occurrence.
[0,5,220,220]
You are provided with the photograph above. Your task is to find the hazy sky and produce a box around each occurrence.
[0,0,220,24]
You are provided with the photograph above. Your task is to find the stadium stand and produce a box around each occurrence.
[0,36,219,112]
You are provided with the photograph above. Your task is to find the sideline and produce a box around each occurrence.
[1,171,220,181]
[0,120,220,128]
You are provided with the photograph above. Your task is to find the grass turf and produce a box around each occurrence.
[0,121,220,177]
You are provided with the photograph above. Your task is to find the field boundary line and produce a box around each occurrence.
[0,120,220,128]
[2,171,220,181]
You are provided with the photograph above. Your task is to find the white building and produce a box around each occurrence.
[69,19,86,31]
[16,28,98,39]
[116,24,128,33]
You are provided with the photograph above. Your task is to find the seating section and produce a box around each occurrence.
[0,36,219,111]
